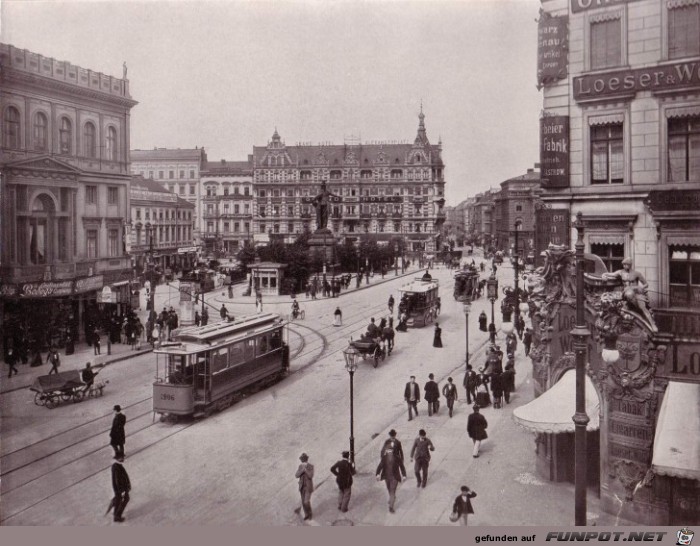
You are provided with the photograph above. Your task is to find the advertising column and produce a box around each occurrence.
[179,281,195,326]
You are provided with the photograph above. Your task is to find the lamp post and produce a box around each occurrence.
[572,211,590,526]
[145,223,156,312]
[486,274,498,345]
[463,301,472,370]
[343,343,360,464]
[513,219,522,330]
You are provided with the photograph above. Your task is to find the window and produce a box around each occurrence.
[287,205,294,216]
[244,187,250,196]
[234,222,240,233]
[106,126,118,161]
[590,17,622,70]
[273,224,280,234]
[136,209,141,220]
[668,117,700,182]
[515,204,523,212]
[59,118,73,154]
[260,223,266,233]
[224,222,230,232]
[245,222,250,233]
[159,171,164,179]
[108,186,118,205]
[591,243,624,272]
[149,171,154,179]
[224,188,229,196]
[190,170,195,178]
[288,223,294,232]
[4,106,21,148]
[259,189,266,197]
[259,205,266,217]
[86,230,98,258]
[207,222,214,233]
[223,203,230,213]
[83,122,97,158]
[591,124,624,184]
[180,185,185,195]
[180,170,185,178]
[235,204,240,214]
[108,229,119,256]
[669,246,700,307]
[86,186,97,204]
[34,112,48,151]
[169,171,174,179]
[669,3,700,59]
[189,185,195,195]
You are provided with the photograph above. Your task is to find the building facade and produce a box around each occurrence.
[130,147,207,245]
[200,158,254,255]
[493,168,541,255]
[130,176,196,273]
[468,189,499,249]
[532,0,700,525]
[0,43,137,351]
[251,111,446,252]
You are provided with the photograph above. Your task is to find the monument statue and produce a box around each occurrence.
[602,257,656,331]
[312,180,331,231]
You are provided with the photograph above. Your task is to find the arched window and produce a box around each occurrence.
[3,106,21,149]
[34,112,48,151]
[84,122,97,158]
[106,126,118,161]
[59,117,72,154]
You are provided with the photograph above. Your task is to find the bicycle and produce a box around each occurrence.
[288,309,305,321]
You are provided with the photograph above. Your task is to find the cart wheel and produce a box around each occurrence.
[60,391,73,402]
[45,395,57,409]
[300,310,305,320]
[34,392,46,406]
[73,390,85,403]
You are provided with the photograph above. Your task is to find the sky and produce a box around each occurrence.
[1,0,543,206]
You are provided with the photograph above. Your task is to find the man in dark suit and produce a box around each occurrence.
[452,485,477,526]
[380,429,404,463]
[424,373,440,416]
[376,442,407,513]
[463,365,477,405]
[467,405,488,458]
[294,452,314,521]
[110,405,126,457]
[410,429,435,488]
[404,376,420,421]
[110,454,131,522]
[442,377,459,418]
[330,451,356,512]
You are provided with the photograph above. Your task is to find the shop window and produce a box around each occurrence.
[668,3,700,59]
[590,16,622,70]
[34,112,48,151]
[86,229,98,258]
[591,243,624,272]
[669,246,700,307]
[668,117,700,182]
[591,124,624,184]
[86,186,97,205]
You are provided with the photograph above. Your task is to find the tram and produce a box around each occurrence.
[398,278,440,328]
[153,312,289,420]
[453,267,480,302]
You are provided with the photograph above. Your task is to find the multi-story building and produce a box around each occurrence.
[130,147,207,245]
[493,168,541,254]
[0,43,137,351]
[130,176,196,273]
[251,111,446,252]
[524,0,700,525]
[469,189,498,249]
[200,158,254,255]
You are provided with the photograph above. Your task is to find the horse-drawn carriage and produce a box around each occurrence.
[398,278,440,328]
[453,267,480,302]
[30,367,107,409]
[349,338,386,368]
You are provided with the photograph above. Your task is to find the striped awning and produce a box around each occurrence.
[589,234,625,246]
[668,235,700,247]
[652,381,700,481]
[589,114,624,126]
[666,106,700,119]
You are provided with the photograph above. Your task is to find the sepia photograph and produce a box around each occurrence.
[0,0,698,531]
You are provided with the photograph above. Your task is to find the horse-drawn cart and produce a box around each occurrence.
[349,338,386,368]
[30,368,107,409]
[398,278,440,328]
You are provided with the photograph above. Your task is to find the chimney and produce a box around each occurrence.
[527,168,534,174]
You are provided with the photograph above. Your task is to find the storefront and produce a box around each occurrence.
[248,262,287,296]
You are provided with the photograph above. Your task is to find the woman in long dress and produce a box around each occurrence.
[433,323,443,348]
[333,307,342,327]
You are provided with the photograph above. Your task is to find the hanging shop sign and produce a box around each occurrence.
[537,13,568,89]
[20,280,74,298]
[540,115,570,188]
[571,0,643,13]
[97,286,114,304]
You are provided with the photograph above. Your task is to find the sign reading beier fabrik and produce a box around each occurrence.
[537,13,568,88]
[540,115,570,188]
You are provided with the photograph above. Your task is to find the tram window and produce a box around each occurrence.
[229,341,245,366]
[270,330,282,349]
[211,348,228,374]
[244,339,255,360]
[258,334,269,355]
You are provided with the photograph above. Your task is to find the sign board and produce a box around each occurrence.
[537,14,568,88]
[534,209,570,267]
[571,0,643,13]
[178,246,199,254]
[658,342,700,381]
[98,286,114,304]
[179,281,194,303]
[20,280,73,298]
[645,189,700,212]
[123,225,132,254]
[540,115,570,188]
[74,275,104,294]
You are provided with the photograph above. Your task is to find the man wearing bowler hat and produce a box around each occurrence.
[110,454,131,522]
[110,405,126,457]
[330,451,356,512]
[294,452,315,521]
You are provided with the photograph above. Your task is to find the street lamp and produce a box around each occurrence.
[513,219,522,331]
[463,301,472,370]
[486,274,499,344]
[343,343,360,464]
[572,211,590,526]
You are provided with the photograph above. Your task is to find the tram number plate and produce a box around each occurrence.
[161,393,175,401]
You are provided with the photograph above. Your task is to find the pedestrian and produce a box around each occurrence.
[388,294,395,315]
[382,322,395,354]
[228,283,233,299]
[194,311,201,326]
[294,453,314,521]
[330,451,356,513]
[109,454,131,523]
[396,312,408,332]
[452,485,477,526]
[5,347,19,378]
[432,322,443,348]
[463,365,477,405]
[110,405,126,458]
[478,311,488,332]
[502,363,515,404]
[220,304,228,320]
[467,405,488,458]
[424,373,440,416]
[201,308,209,326]
[93,331,101,355]
[81,362,95,394]
[256,294,263,313]
[380,429,405,461]
[523,327,533,357]
[404,375,420,421]
[516,314,526,340]
[442,377,458,418]
[376,439,407,513]
[410,429,435,488]
[475,371,491,408]
[334,307,342,327]
[47,346,61,374]
[491,372,504,409]
[506,331,518,356]
[65,331,75,355]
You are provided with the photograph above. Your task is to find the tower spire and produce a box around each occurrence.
[414,102,429,146]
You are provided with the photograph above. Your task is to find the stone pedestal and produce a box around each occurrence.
[308,229,336,263]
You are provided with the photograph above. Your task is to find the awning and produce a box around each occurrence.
[652,381,700,481]
[513,369,600,434]
[589,234,625,246]
[668,235,700,247]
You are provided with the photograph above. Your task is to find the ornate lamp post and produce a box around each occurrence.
[463,301,472,370]
[343,343,360,464]
[572,212,590,526]
[513,219,522,330]
[486,274,499,344]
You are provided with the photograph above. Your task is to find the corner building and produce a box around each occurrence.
[0,44,137,352]
[252,111,446,252]
[532,0,700,525]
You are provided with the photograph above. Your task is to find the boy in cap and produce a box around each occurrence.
[330,451,356,512]
[294,453,314,520]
